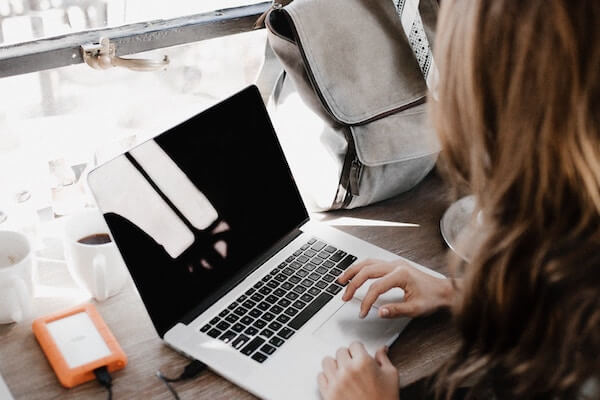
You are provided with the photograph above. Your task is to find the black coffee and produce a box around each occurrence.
[78,233,112,245]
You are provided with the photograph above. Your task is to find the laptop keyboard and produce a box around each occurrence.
[199,238,357,363]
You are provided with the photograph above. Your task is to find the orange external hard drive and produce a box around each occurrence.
[32,303,127,388]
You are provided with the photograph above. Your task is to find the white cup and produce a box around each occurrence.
[0,230,35,324]
[63,210,128,301]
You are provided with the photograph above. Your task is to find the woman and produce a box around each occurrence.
[317,0,600,399]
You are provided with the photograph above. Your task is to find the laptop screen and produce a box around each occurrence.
[88,86,309,336]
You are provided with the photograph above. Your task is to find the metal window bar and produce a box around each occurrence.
[0,1,272,79]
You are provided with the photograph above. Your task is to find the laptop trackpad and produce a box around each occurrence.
[313,299,410,354]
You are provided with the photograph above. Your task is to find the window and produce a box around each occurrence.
[0,0,279,238]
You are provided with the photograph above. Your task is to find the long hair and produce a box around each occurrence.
[430,0,600,398]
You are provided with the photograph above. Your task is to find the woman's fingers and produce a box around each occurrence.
[317,372,328,395]
[360,269,409,318]
[378,301,420,318]
[348,341,368,360]
[335,347,352,366]
[321,356,338,380]
[338,258,378,284]
[341,262,396,301]
[374,346,393,368]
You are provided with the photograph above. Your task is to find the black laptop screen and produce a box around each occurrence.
[88,86,308,336]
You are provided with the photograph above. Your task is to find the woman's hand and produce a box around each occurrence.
[338,259,455,318]
[318,342,399,400]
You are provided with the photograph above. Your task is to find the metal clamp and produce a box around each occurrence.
[81,37,169,72]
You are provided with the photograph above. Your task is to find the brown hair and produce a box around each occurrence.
[430,0,600,398]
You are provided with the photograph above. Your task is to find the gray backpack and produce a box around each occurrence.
[265,0,440,211]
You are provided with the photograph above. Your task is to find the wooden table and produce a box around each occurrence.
[0,171,459,399]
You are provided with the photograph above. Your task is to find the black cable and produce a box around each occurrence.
[156,360,207,400]
[94,366,113,400]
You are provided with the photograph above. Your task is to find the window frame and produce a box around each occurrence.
[0,1,272,78]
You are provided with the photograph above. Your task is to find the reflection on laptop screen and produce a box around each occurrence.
[88,87,308,336]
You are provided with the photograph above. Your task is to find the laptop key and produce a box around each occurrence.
[300,293,314,303]
[262,312,275,321]
[225,314,239,323]
[261,275,271,282]
[207,328,222,338]
[279,327,295,339]
[257,301,271,311]
[232,334,250,350]
[245,288,256,296]
[308,272,320,281]
[210,317,220,325]
[326,284,343,295]
[268,321,282,331]
[259,287,272,296]
[297,255,309,263]
[270,305,284,314]
[303,263,316,272]
[288,292,334,330]
[329,251,346,262]
[317,251,330,259]
[228,302,239,310]
[220,330,236,343]
[300,279,314,288]
[336,255,357,270]
[315,280,328,289]
[277,298,291,307]
[281,282,293,291]
[284,307,299,317]
[242,336,266,356]
[310,257,323,265]
[266,295,278,304]
[261,328,275,338]
[290,261,303,270]
[219,310,229,317]
[308,238,317,244]
[253,319,267,329]
[322,274,335,283]
[252,353,268,363]
[285,291,299,300]
[241,316,254,325]
[282,267,294,276]
[276,314,291,324]
[308,287,321,296]
[300,244,310,250]
[266,280,279,289]
[273,288,286,297]
[234,306,248,316]
[261,344,276,355]
[315,266,328,275]
[200,324,211,333]
[292,300,307,309]
[293,285,307,294]
[296,270,308,278]
[216,321,231,331]
[310,241,326,251]
[251,293,264,302]
[253,281,264,289]
[323,260,335,268]
[249,309,262,318]
[331,267,343,277]
[289,276,301,284]
[275,273,287,282]
[232,323,245,333]
[269,337,285,347]
[293,250,303,256]
[324,245,337,253]
[245,326,259,336]
[304,250,317,258]
[286,256,295,263]
[242,300,256,309]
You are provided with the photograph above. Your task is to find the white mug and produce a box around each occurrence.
[63,210,128,301]
[0,230,34,324]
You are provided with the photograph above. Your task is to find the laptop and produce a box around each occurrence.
[87,85,443,399]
